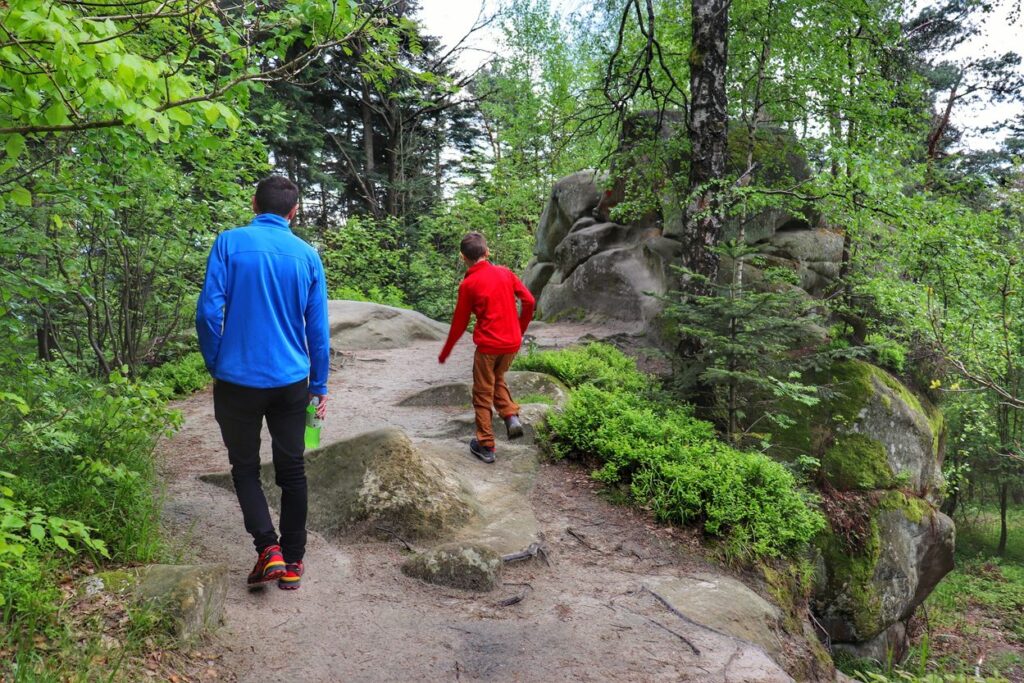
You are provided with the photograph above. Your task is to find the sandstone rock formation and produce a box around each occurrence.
[328,300,447,349]
[524,123,953,662]
[766,361,953,659]
[202,429,473,541]
[524,165,840,326]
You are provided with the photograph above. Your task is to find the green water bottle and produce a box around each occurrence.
[304,396,322,450]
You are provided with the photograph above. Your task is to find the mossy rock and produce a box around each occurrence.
[770,360,944,500]
[135,564,228,644]
[821,433,893,491]
[812,493,954,645]
[82,565,228,645]
[401,542,503,591]
[505,371,570,407]
[202,429,474,541]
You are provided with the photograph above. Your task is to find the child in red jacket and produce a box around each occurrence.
[438,232,536,463]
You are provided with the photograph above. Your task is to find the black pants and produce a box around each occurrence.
[213,378,308,563]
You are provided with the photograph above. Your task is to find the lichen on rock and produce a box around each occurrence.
[401,542,503,591]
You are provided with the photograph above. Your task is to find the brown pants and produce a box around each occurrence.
[472,350,520,449]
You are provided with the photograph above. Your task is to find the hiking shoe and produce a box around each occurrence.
[469,438,496,464]
[504,415,524,440]
[247,544,286,585]
[278,561,304,591]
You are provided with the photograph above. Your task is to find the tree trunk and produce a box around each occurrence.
[684,0,730,284]
[998,480,1009,556]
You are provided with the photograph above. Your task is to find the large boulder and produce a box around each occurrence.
[814,492,955,651]
[202,429,473,540]
[771,360,945,500]
[770,360,953,654]
[534,171,606,262]
[538,242,669,323]
[328,300,447,350]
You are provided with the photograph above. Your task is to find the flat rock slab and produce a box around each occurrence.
[397,371,569,409]
[420,439,542,558]
[426,402,552,445]
[645,573,786,666]
[328,300,447,350]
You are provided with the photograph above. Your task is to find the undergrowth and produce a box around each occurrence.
[519,343,824,560]
[145,351,211,397]
[0,362,180,677]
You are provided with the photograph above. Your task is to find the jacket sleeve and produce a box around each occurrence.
[195,235,227,374]
[512,272,535,334]
[305,254,331,395]
[439,281,472,363]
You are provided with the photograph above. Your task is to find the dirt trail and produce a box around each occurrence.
[158,323,796,682]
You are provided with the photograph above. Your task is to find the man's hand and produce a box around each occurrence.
[309,393,328,419]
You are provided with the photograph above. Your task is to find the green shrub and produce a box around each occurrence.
[545,382,824,560]
[865,332,908,373]
[0,363,179,632]
[531,345,825,560]
[513,343,650,392]
[145,351,210,397]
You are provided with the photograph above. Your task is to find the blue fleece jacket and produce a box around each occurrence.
[196,213,330,395]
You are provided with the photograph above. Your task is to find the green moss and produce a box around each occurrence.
[518,392,554,405]
[769,360,878,460]
[816,520,883,638]
[878,490,932,524]
[89,569,137,594]
[821,433,894,491]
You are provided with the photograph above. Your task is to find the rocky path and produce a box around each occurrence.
[158,319,809,682]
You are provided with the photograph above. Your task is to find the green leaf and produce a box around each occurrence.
[166,107,193,125]
[44,103,69,126]
[52,534,72,552]
[9,186,31,207]
[29,524,44,541]
[4,134,25,160]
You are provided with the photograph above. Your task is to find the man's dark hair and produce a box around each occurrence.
[254,176,300,217]
[460,232,488,261]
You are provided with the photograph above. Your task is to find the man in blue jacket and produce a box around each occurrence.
[196,176,330,591]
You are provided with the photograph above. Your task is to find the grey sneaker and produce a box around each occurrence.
[469,438,496,464]
[505,415,524,440]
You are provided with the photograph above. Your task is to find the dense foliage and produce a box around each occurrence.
[516,344,824,559]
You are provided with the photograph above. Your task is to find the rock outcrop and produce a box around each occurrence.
[524,124,837,328]
[523,121,953,663]
[769,360,953,658]
[814,494,955,661]
[328,300,447,349]
[202,429,473,541]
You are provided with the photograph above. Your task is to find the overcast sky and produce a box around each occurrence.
[418,0,1023,151]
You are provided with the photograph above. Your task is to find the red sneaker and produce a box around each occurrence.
[278,561,304,591]
[247,544,286,585]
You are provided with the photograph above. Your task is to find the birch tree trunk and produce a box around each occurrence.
[684,0,730,284]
